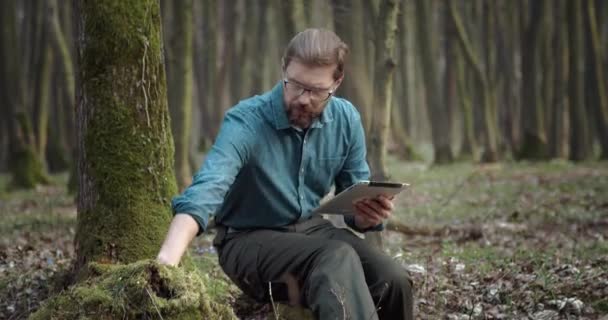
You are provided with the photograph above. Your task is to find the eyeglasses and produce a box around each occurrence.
[283,79,334,102]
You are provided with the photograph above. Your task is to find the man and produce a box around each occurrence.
[157,28,413,320]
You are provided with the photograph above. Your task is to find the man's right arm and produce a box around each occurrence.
[156,109,254,266]
[156,214,199,266]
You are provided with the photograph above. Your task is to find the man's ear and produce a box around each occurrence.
[334,76,344,90]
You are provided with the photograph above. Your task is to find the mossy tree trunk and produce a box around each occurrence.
[163,0,194,191]
[567,0,592,161]
[518,0,549,160]
[0,0,49,189]
[365,0,401,250]
[367,0,401,181]
[73,0,177,274]
[415,0,454,164]
[389,2,418,161]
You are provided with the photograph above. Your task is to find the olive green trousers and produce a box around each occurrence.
[214,216,414,320]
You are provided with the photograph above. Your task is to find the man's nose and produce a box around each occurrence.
[296,90,313,105]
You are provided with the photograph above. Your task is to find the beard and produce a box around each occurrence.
[286,101,324,128]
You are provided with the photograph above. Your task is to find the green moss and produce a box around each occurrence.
[9,147,50,189]
[30,260,236,320]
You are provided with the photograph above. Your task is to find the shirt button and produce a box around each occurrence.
[300,195,304,200]
[303,139,307,144]
[301,168,305,173]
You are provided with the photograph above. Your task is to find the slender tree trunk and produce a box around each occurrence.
[366,0,401,251]
[415,0,454,164]
[548,0,569,158]
[449,0,499,162]
[164,0,194,190]
[518,0,549,159]
[251,0,269,94]
[444,1,458,155]
[280,0,307,43]
[586,0,608,159]
[195,0,218,147]
[568,0,591,161]
[0,0,48,189]
[332,0,373,126]
[73,0,177,273]
[32,2,53,160]
[367,0,401,181]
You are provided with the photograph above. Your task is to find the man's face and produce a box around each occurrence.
[283,60,341,128]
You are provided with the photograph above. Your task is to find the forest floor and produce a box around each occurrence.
[1,160,607,319]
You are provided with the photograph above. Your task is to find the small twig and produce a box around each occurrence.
[141,38,150,127]
[330,287,347,320]
[367,282,389,320]
[269,282,280,320]
[436,170,477,217]
[145,287,164,320]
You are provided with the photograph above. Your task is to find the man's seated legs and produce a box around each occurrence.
[305,222,414,320]
[217,225,379,320]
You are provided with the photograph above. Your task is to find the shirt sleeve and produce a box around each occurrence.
[171,109,254,235]
[334,107,384,233]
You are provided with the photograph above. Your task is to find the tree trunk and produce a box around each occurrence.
[250,0,269,94]
[163,0,194,190]
[518,0,549,160]
[568,0,592,161]
[281,0,307,43]
[32,2,54,161]
[548,0,569,158]
[449,0,499,162]
[73,0,177,273]
[415,0,454,164]
[195,0,218,147]
[367,0,401,181]
[586,0,608,159]
[365,0,401,252]
[0,0,48,189]
[332,0,373,126]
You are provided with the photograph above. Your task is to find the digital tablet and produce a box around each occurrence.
[313,181,409,215]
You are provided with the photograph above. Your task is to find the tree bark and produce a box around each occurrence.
[415,0,454,164]
[517,0,550,160]
[568,0,592,161]
[586,0,608,159]
[449,0,499,162]
[163,0,194,190]
[0,0,48,188]
[367,0,401,181]
[74,0,177,273]
[332,0,373,126]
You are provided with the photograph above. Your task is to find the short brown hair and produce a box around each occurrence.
[282,28,349,80]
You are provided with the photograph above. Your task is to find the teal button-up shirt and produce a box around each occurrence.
[172,82,377,234]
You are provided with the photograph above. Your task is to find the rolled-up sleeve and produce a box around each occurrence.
[335,107,384,233]
[171,109,253,235]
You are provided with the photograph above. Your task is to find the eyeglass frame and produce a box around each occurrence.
[282,78,336,102]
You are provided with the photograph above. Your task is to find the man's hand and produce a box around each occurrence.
[353,194,394,230]
[156,214,199,266]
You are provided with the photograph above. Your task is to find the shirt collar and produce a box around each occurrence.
[270,81,334,130]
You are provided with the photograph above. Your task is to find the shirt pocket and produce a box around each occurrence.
[309,155,347,193]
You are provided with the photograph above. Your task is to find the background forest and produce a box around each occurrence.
[0,0,607,319]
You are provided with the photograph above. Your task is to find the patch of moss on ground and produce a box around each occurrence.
[30,260,236,320]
